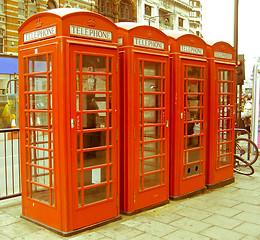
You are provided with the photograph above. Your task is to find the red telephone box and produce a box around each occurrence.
[165,31,208,199]
[18,9,120,235]
[117,23,170,214]
[206,41,235,188]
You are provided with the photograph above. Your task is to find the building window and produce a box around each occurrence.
[0,38,3,53]
[28,1,37,17]
[99,0,113,17]
[47,0,57,9]
[119,0,132,22]
[145,4,152,16]
[179,17,184,27]
[0,0,3,13]
[18,1,25,17]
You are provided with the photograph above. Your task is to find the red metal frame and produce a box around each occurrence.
[117,23,169,214]
[18,9,120,234]
[206,41,235,187]
[165,31,208,198]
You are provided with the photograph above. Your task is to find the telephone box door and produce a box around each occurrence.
[214,63,235,179]
[134,53,169,210]
[178,59,207,195]
[70,44,119,229]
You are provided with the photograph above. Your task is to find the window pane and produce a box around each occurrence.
[144,62,161,76]
[82,55,107,73]
[144,172,161,189]
[143,78,161,92]
[29,55,47,73]
[82,131,106,149]
[84,185,107,205]
[188,66,201,79]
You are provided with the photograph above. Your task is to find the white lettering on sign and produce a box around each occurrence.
[70,25,112,40]
[23,26,56,42]
[133,37,164,50]
[180,45,203,55]
[214,51,232,60]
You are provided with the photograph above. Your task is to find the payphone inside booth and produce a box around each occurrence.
[117,23,170,214]
[18,9,120,235]
[206,41,236,188]
[165,31,208,199]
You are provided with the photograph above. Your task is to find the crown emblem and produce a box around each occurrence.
[88,19,96,27]
[147,30,152,38]
[36,18,42,28]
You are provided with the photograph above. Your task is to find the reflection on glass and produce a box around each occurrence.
[143,78,161,92]
[219,70,232,81]
[82,75,106,92]
[82,112,106,129]
[187,96,200,107]
[82,94,107,111]
[143,142,161,158]
[143,95,161,108]
[219,82,231,93]
[83,185,107,205]
[76,54,80,72]
[143,172,161,189]
[83,131,106,149]
[82,55,106,73]
[219,119,231,129]
[144,62,161,76]
[143,157,161,173]
[29,55,47,73]
[143,126,161,141]
[219,107,231,117]
[187,109,201,121]
[49,74,52,91]
[218,156,230,167]
[187,136,200,148]
[29,112,49,129]
[29,94,48,110]
[219,95,231,106]
[82,149,106,167]
[187,81,200,93]
[29,75,47,92]
[48,54,52,71]
[188,66,201,79]
[30,149,49,167]
[143,110,161,124]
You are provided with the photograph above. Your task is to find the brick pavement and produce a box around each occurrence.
[0,161,259,240]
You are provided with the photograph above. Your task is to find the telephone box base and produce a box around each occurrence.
[120,200,170,216]
[169,187,207,201]
[20,214,122,237]
[206,177,235,190]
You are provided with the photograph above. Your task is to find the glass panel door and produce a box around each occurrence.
[74,53,114,207]
[217,68,234,168]
[139,60,166,191]
[183,65,205,178]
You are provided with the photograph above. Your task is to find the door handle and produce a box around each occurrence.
[71,118,75,129]
[166,120,169,128]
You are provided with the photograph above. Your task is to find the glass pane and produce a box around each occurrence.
[30,131,49,149]
[187,136,200,148]
[219,82,231,93]
[83,167,107,186]
[82,55,107,73]
[82,112,106,129]
[84,185,107,205]
[144,110,161,124]
[31,166,49,186]
[31,185,50,204]
[82,131,106,149]
[219,107,231,118]
[187,149,200,163]
[187,109,201,121]
[30,149,49,167]
[188,66,201,79]
[29,55,47,73]
[29,75,47,92]
[187,81,200,93]
[143,157,161,173]
[49,74,52,91]
[144,95,161,108]
[82,75,107,92]
[220,70,232,81]
[24,58,27,73]
[219,131,231,142]
[218,155,230,167]
[219,119,231,129]
[29,94,48,110]
[76,54,80,72]
[48,54,52,72]
[187,95,200,107]
[144,62,161,76]
[143,172,161,189]
[143,142,161,158]
[109,57,112,73]
[143,126,161,141]
[185,163,201,177]
[143,78,161,92]
[82,149,106,168]
[29,112,49,129]
[82,94,107,111]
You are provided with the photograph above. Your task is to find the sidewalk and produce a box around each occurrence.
[0,162,260,240]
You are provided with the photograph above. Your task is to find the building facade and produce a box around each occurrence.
[137,0,202,36]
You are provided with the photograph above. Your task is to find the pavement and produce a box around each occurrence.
[0,161,260,240]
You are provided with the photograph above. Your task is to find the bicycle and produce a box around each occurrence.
[234,128,259,175]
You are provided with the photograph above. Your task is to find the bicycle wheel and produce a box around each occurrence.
[234,155,254,176]
[235,138,259,165]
